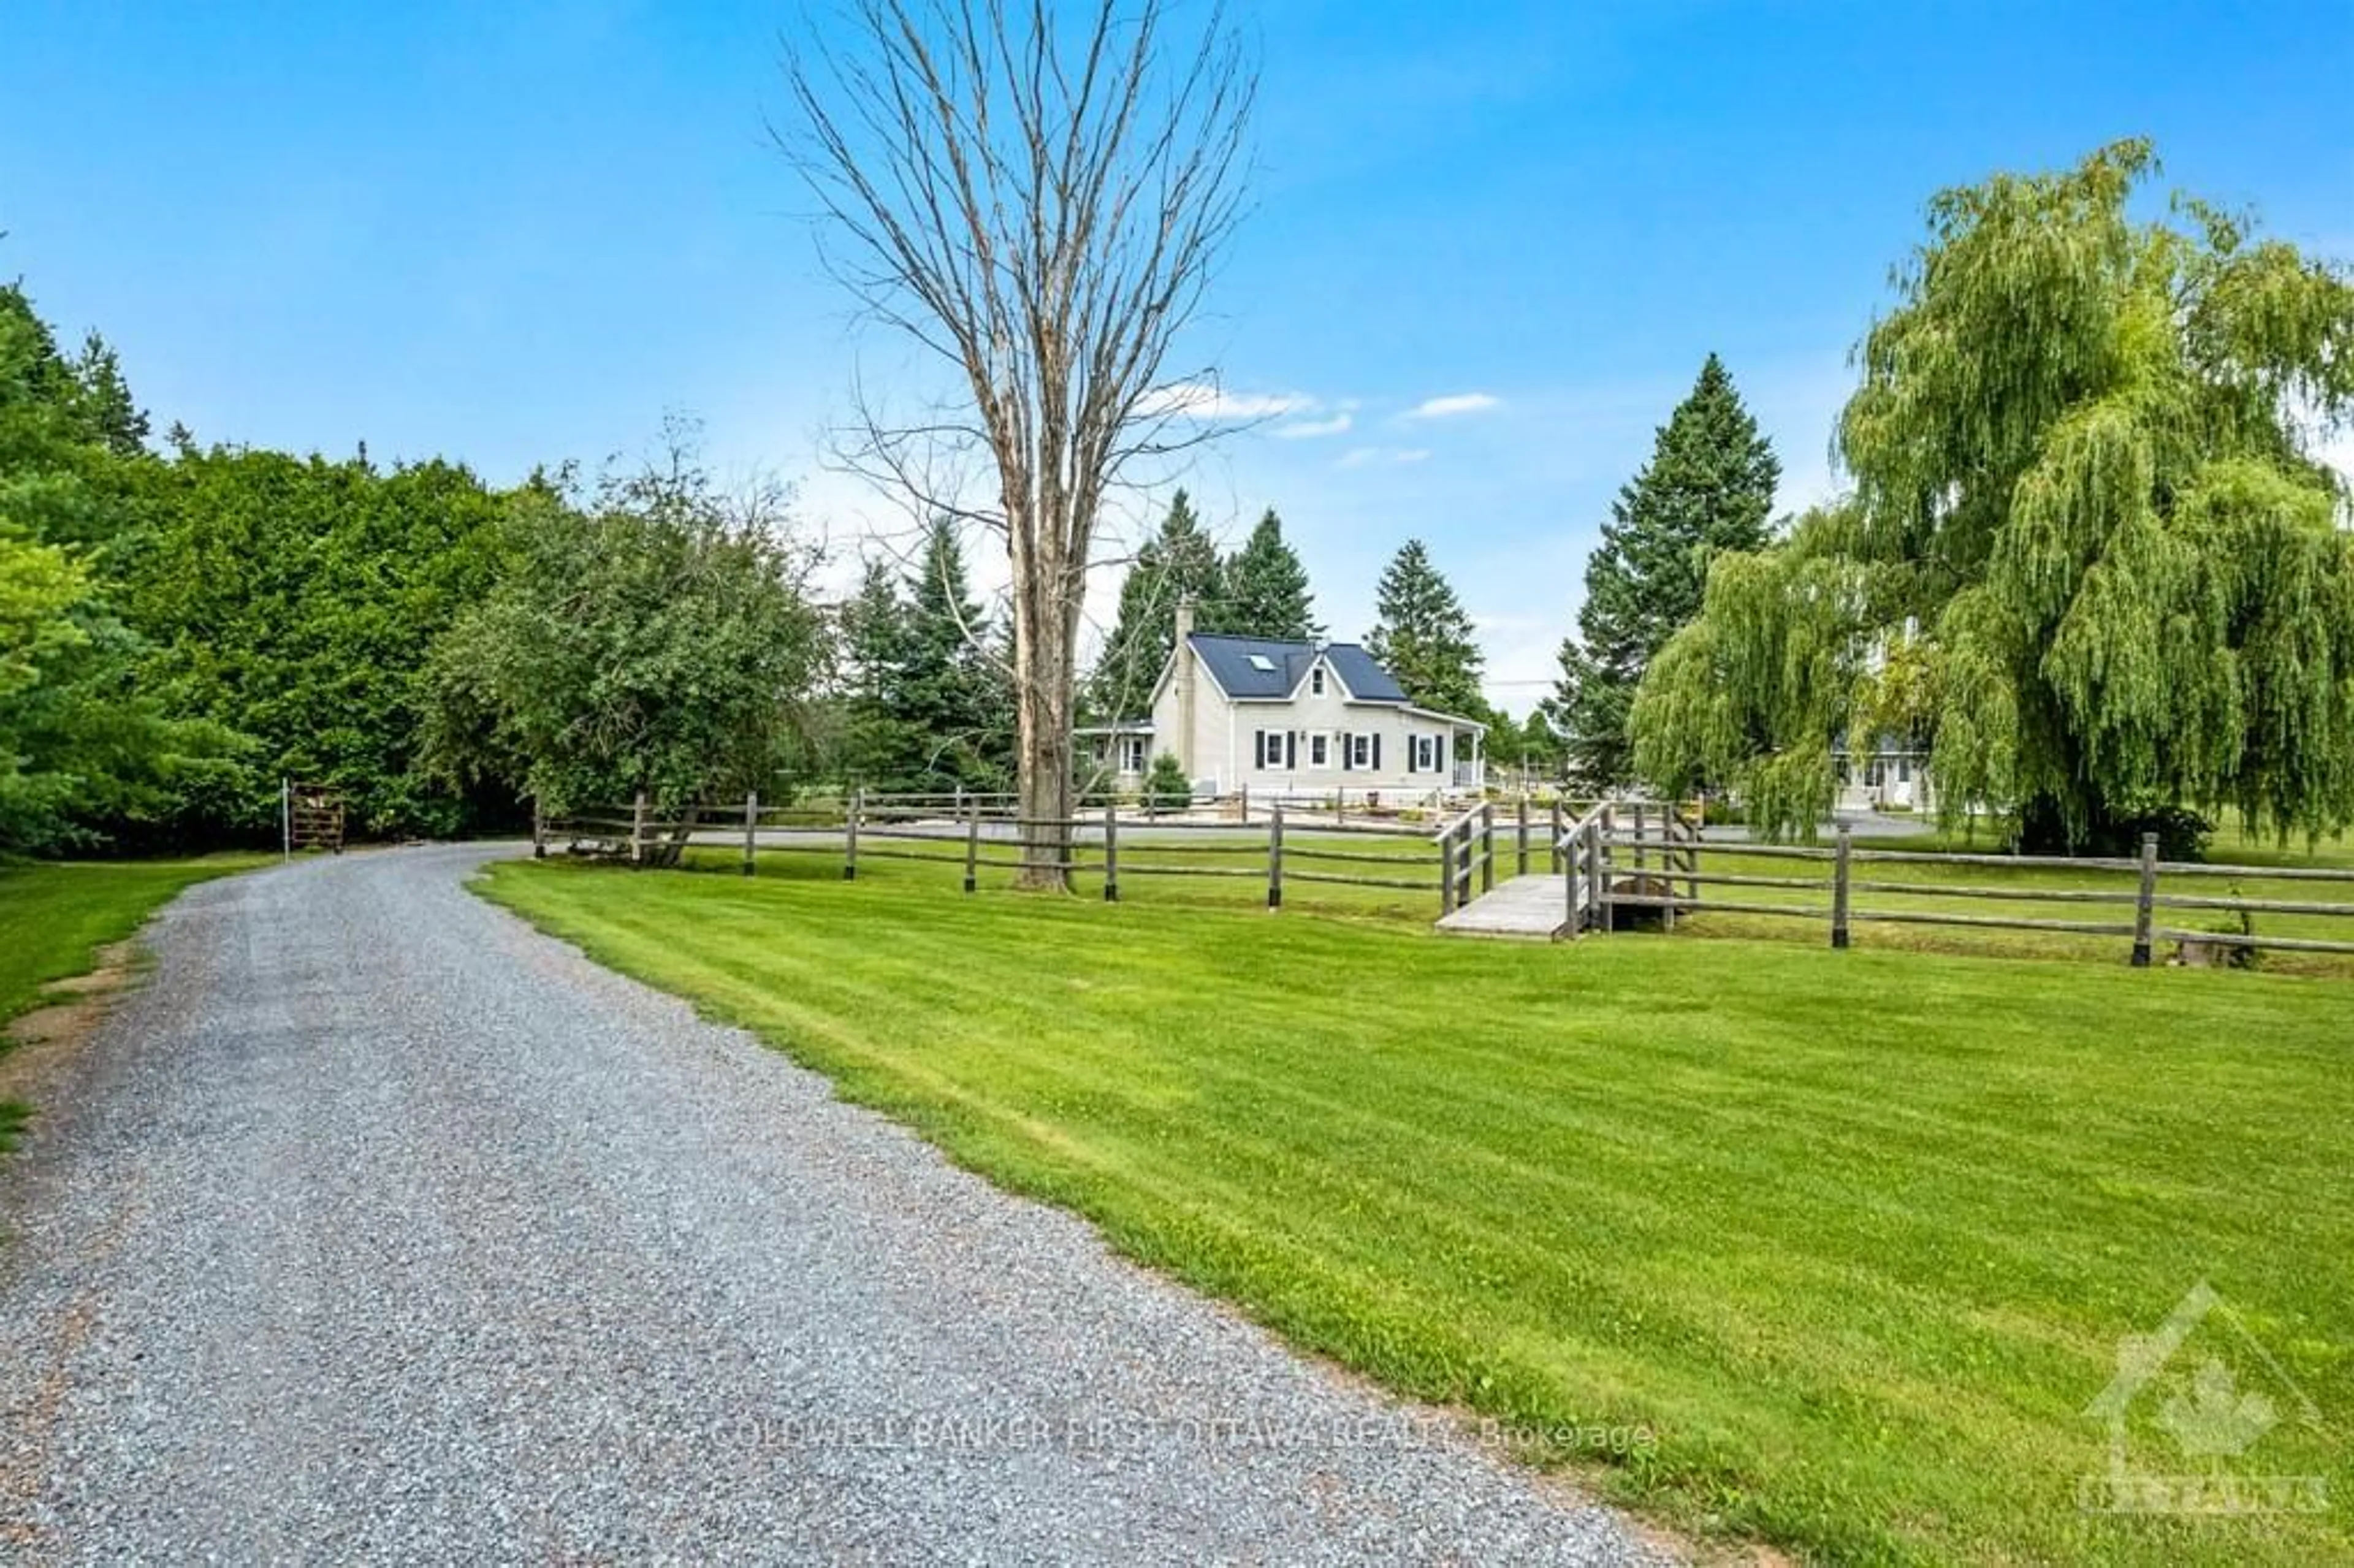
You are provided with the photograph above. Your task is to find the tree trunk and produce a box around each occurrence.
[1011,536,1079,890]
[646,804,703,870]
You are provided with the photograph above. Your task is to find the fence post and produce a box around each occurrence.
[1267,801,1284,910]
[1564,832,1578,935]
[1238,783,1249,824]
[1550,798,1565,873]
[2131,830,2158,967]
[1437,826,1455,915]
[743,791,758,877]
[844,788,861,881]
[963,802,979,894]
[1661,820,1678,935]
[1103,801,1120,902]
[1832,822,1853,950]
[532,797,546,861]
[1683,805,1700,910]
[1480,804,1496,895]
[1517,794,1531,877]
[1632,800,1647,879]
[1594,811,1613,934]
[632,788,649,868]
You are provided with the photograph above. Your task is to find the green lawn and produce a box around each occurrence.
[480,851,2353,1566]
[0,854,268,1149]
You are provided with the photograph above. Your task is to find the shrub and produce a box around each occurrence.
[1144,752,1192,815]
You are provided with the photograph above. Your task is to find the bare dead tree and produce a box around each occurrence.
[779,0,1255,888]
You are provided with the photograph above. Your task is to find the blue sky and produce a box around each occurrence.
[4,1,2350,704]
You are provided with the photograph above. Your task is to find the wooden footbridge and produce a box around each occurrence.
[1433,799,1698,940]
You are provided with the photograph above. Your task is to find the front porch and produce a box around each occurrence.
[1076,722,1156,785]
[1450,722,1485,793]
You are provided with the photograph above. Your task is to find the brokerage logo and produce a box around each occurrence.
[2079,1280,2328,1516]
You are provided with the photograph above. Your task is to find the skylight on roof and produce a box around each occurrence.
[1246,654,1277,672]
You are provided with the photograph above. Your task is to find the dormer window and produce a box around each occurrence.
[1310,666,1327,696]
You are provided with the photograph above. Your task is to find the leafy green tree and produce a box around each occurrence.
[121,449,511,840]
[1089,489,1221,718]
[0,284,214,853]
[1552,355,1778,785]
[1366,539,1486,718]
[1485,709,1564,782]
[1218,508,1320,639]
[1632,142,2354,850]
[420,447,824,818]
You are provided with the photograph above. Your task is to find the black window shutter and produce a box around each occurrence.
[1285,731,1297,769]
[1373,733,1383,771]
[1339,731,1352,771]
[1435,734,1447,772]
[1253,729,1265,769]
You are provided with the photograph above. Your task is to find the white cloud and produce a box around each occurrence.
[1138,379,1312,421]
[1272,412,1353,440]
[1469,610,1563,711]
[1403,392,1502,421]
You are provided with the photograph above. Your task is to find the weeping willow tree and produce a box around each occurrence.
[1633,140,2354,850]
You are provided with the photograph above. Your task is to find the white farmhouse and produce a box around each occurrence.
[1080,605,1487,799]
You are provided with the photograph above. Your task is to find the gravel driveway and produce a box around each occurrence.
[0,844,1668,1565]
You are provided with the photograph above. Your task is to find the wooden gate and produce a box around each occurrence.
[282,779,346,856]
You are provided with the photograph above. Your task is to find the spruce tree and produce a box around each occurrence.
[834,560,914,785]
[1552,353,1778,785]
[1366,539,1485,718]
[899,517,1014,791]
[1089,489,1222,717]
[69,331,151,459]
[1217,509,1320,640]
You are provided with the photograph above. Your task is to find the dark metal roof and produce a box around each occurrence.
[1187,634,1409,704]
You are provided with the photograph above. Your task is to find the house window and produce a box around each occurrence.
[1121,737,1148,774]
[1412,735,1434,772]
[1309,733,1329,768]
[1310,666,1327,697]
[1247,653,1277,672]
[1350,734,1371,769]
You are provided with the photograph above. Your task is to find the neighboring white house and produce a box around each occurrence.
[1837,746,1935,813]
[1078,606,1487,798]
[1838,622,1934,812]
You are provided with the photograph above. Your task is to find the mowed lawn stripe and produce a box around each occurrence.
[482,857,2353,1566]
[631,869,2345,1335]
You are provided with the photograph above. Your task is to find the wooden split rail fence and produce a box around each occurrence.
[1563,815,2354,965]
[541,786,1515,908]
[535,790,2354,969]
[537,789,1596,915]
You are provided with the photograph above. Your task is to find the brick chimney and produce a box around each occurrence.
[1172,596,1196,780]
